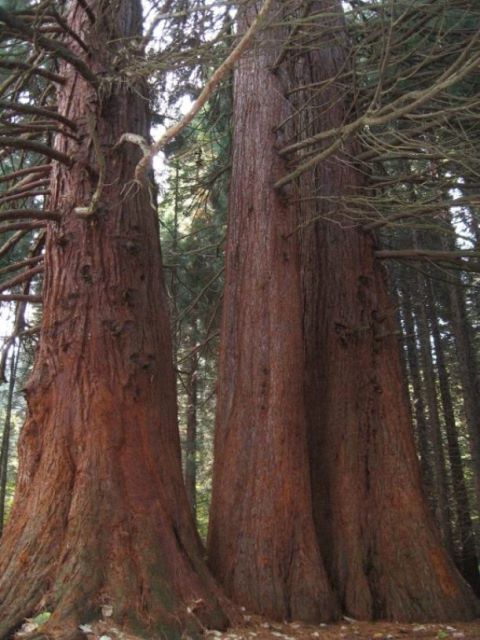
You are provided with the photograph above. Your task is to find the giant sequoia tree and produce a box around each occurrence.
[208,0,478,623]
[0,1,230,638]
[302,1,479,620]
[207,2,337,622]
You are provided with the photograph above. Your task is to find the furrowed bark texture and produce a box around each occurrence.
[0,2,229,638]
[207,4,338,623]
[292,0,477,622]
[304,230,476,621]
[210,0,477,623]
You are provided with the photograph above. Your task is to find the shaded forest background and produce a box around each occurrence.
[0,0,480,620]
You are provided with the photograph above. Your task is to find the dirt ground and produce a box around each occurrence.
[205,615,480,640]
[15,614,480,640]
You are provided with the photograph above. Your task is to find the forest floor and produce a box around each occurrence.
[15,614,480,640]
[204,615,480,640]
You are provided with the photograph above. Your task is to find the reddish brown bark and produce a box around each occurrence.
[288,0,478,622]
[303,228,476,620]
[209,0,477,623]
[0,2,230,638]
[207,4,338,623]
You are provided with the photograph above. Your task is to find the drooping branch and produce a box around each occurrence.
[49,7,89,53]
[76,0,95,24]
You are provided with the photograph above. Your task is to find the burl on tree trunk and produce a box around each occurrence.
[0,2,230,638]
[207,4,338,623]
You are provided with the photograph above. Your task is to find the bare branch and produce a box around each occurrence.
[0,221,48,234]
[0,164,51,185]
[132,0,274,182]
[1,178,50,199]
[0,209,59,222]
[0,137,72,166]
[0,101,77,130]
[0,58,65,85]
[0,230,30,261]
[0,294,42,303]
[0,256,43,277]
[0,265,44,293]
[0,190,50,206]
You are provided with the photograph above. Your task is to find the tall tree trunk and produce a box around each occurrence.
[0,345,18,536]
[209,0,476,624]
[427,281,480,595]
[0,2,230,638]
[302,225,475,620]
[208,2,338,623]
[293,0,477,622]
